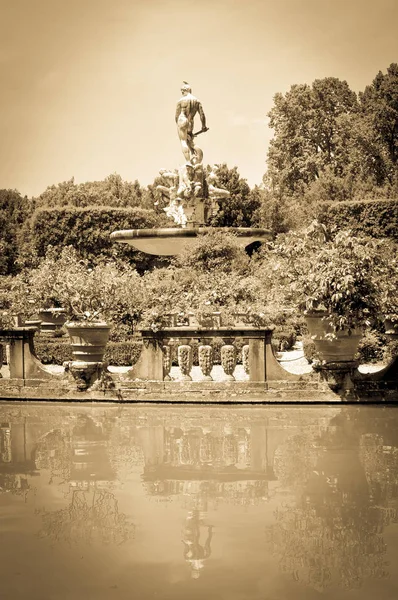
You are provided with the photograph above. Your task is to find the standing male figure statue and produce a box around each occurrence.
[175,82,208,164]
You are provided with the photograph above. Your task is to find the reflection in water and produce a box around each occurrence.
[182,509,213,579]
[33,415,135,545]
[267,409,395,591]
[37,486,134,546]
[1,405,398,598]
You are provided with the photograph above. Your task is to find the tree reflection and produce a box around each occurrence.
[266,414,392,591]
[35,415,135,546]
[37,485,134,546]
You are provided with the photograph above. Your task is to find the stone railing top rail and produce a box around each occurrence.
[136,327,275,339]
[0,327,39,341]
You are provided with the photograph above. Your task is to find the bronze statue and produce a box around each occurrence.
[175,82,208,164]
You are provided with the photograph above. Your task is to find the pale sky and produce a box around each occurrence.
[1,0,397,197]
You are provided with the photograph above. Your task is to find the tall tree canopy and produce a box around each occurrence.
[357,63,398,185]
[34,173,149,209]
[208,164,261,227]
[0,189,32,275]
[265,65,398,198]
[266,78,358,195]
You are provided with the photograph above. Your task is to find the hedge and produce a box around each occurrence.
[319,199,398,240]
[34,337,143,366]
[26,205,167,271]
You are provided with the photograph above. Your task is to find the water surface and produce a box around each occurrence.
[1,402,398,599]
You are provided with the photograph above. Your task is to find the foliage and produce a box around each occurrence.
[355,330,386,364]
[34,337,143,366]
[358,63,398,186]
[267,77,358,195]
[174,230,250,273]
[264,65,398,230]
[267,221,397,332]
[22,205,166,272]
[34,173,149,209]
[384,340,398,363]
[302,334,320,364]
[0,275,17,328]
[9,246,143,325]
[319,198,398,240]
[207,164,261,227]
[0,189,33,275]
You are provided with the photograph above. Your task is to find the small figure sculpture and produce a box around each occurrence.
[176,82,208,164]
[156,169,187,227]
[207,164,231,200]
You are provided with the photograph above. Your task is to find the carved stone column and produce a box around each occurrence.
[221,344,236,381]
[178,344,193,381]
[199,344,213,381]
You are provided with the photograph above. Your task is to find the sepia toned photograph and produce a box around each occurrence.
[0,0,398,598]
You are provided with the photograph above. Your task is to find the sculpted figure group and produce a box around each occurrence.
[155,82,230,227]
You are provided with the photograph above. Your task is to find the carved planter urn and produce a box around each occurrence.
[305,310,362,363]
[65,321,111,363]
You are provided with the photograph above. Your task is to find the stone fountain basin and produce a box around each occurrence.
[110,227,272,256]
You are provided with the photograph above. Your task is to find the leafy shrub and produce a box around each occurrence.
[319,199,398,240]
[34,337,72,364]
[302,335,320,364]
[8,246,145,327]
[384,340,398,363]
[355,330,386,364]
[272,330,297,352]
[269,221,396,332]
[174,230,250,274]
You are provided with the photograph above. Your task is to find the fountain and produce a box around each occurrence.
[110,82,271,256]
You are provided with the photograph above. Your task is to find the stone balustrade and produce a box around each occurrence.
[126,327,299,383]
[0,327,59,380]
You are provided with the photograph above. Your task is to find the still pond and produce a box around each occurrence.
[1,402,398,599]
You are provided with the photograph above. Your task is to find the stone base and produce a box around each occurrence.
[313,361,358,393]
[63,361,113,392]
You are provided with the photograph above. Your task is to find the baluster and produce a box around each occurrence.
[163,344,172,381]
[242,344,250,375]
[199,344,213,381]
[221,343,237,381]
[178,344,193,381]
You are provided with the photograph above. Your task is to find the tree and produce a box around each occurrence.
[266,78,358,195]
[0,189,32,275]
[357,63,398,185]
[34,173,146,209]
[208,164,261,227]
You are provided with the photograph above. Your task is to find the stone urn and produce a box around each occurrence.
[37,308,67,334]
[305,310,362,363]
[65,321,111,363]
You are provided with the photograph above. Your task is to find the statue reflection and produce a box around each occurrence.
[138,418,283,578]
[182,510,213,579]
